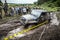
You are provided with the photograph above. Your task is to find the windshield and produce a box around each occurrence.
[31,10,42,18]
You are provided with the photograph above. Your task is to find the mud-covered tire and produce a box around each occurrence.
[24,23,37,29]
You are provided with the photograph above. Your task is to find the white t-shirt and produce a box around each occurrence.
[23,8,26,12]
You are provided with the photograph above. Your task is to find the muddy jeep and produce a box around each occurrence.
[20,9,50,28]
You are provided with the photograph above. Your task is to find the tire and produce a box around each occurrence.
[24,23,37,29]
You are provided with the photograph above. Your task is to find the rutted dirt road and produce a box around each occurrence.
[0,12,60,40]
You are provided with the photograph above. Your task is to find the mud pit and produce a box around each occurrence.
[0,12,60,40]
[0,19,22,39]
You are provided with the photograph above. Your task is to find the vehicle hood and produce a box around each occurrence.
[21,14,37,20]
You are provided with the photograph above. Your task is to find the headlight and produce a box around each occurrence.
[20,17,26,23]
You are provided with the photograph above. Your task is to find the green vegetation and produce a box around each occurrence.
[40,3,60,12]
[37,0,60,7]
[34,0,60,11]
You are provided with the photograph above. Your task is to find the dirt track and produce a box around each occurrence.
[0,12,60,40]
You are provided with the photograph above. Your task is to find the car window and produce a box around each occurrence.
[31,10,42,18]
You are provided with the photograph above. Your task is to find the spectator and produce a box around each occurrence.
[21,6,23,15]
[9,7,14,16]
[18,7,21,15]
[22,7,27,15]
[15,7,19,15]
[28,6,31,14]
[26,7,29,13]
[3,0,8,16]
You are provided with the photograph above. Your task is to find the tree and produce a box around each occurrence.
[34,2,37,5]
[56,0,60,7]
[37,0,48,5]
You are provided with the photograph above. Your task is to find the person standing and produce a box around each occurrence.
[21,6,23,15]
[3,0,8,16]
[22,7,27,15]
[26,6,31,14]
[9,7,14,16]
[18,7,21,15]
[15,6,19,15]
[28,6,31,14]
[26,7,29,13]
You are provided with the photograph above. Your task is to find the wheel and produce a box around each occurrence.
[24,23,37,29]
[24,24,30,29]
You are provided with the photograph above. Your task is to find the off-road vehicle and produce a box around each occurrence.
[20,9,50,28]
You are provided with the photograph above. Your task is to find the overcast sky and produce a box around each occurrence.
[1,0,37,4]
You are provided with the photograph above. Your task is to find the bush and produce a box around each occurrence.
[48,3,55,8]
[57,7,60,11]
